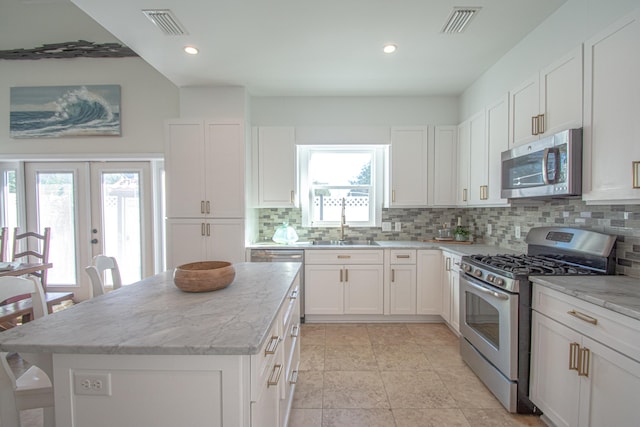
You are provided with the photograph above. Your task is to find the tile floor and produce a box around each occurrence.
[289,323,546,427]
[8,322,546,427]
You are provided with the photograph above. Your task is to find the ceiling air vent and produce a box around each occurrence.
[441,7,481,34]
[142,9,187,36]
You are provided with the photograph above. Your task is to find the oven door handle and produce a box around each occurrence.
[465,279,509,300]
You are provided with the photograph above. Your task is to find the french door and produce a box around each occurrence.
[24,162,154,300]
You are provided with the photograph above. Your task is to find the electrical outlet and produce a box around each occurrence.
[74,372,112,396]
[515,225,521,239]
[487,224,492,236]
[382,222,391,232]
[395,222,402,232]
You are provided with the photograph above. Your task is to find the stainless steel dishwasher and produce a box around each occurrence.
[250,248,305,322]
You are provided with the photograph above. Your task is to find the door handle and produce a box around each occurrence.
[91,238,98,244]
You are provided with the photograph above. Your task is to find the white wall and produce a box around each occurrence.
[250,96,458,126]
[0,58,178,158]
[460,0,640,120]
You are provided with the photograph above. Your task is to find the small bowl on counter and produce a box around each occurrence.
[173,261,235,293]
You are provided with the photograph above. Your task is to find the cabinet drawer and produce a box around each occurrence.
[281,280,300,332]
[251,317,282,402]
[305,249,384,265]
[533,284,640,363]
[389,249,416,264]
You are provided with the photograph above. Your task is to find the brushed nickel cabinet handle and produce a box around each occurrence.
[391,269,395,282]
[633,161,639,189]
[290,190,295,204]
[538,114,545,134]
[345,269,348,282]
[578,347,590,377]
[206,223,211,236]
[289,289,298,300]
[200,200,205,214]
[569,342,580,371]
[289,370,299,385]
[337,255,351,259]
[392,190,396,202]
[206,201,211,214]
[396,254,411,259]
[445,257,451,271]
[291,324,300,338]
[532,116,538,135]
[568,310,598,325]
[267,364,283,386]
[340,269,343,282]
[463,188,468,202]
[265,335,280,355]
[201,223,206,236]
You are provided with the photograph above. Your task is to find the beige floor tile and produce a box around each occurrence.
[373,343,433,371]
[421,343,467,369]
[20,409,43,427]
[289,408,323,427]
[322,408,396,427]
[325,345,377,371]
[462,408,548,426]
[406,323,460,346]
[325,324,371,346]
[381,370,458,409]
[323,371,390,409]
[292,371,324,409]
[300,344,325,371]
[393,408,472,427]
[439,368,503,409]
[301,324,326,346]
[367,323,416,345]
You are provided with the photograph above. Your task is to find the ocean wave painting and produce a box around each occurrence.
[10,85,121,138]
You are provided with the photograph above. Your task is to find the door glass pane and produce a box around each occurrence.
[2,169,18,231]
[101,172,141,284]
[36,172,76,285]
[465,291,500,350]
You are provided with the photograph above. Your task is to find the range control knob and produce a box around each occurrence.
[495,277,505,287]
[462,263,472,273]
[487,274,495,283]
[473,269,483,279]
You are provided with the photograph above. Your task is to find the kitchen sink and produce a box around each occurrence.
[312,240,379,246]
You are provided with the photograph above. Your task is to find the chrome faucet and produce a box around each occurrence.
[340,197,347,241]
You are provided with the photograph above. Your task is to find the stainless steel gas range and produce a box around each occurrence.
[458,227,617,414]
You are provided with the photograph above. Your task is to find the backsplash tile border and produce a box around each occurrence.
[255,199,640,278]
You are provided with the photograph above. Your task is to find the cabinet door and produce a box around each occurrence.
[389,265,416,315]
[165,219,208,268]
[583,10,640,203]
[344,265,384,314]
[468,110,488,205]
[530,312,581,427]
[257,127,297,207]
[456,121,470,205]
[390,127,428,207]
[207,220,246,264]
[509,74,540,147]
[540,46,583,136]
[416,250,442,315]
[578,335,640,427]
[164,121,206,218]
[440,253,452,323]
[449,267,460,334]
[432,126,457,206]
[304,265,343,314]
[485,95,510,205]
[206,123,244,218]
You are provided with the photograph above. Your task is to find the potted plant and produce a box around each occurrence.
[453,226,469,241]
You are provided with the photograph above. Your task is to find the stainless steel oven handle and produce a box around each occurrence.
[465,278,509,300]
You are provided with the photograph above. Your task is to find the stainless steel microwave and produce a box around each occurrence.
[501,128,582,199]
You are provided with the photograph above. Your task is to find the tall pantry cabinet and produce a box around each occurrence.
[164,120,246,268]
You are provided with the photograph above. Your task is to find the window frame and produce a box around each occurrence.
[299,145,386,228]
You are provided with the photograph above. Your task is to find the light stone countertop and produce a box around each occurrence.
[248,240,518,257]
[0,262,301,356]
[531,275,640,321]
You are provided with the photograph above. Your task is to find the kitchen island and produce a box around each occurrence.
[0,262,302,427]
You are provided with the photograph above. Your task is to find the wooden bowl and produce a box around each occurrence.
[173,261,235,293]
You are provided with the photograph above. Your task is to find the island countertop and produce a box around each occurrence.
[0,262,302,356]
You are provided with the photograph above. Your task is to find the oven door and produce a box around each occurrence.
[459,274,518,380]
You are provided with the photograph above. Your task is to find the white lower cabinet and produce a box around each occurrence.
[387,250,417,315]
[441,251,461,334]
[530,284,640,427]
[416,250,442,315]
[305,249,384,316]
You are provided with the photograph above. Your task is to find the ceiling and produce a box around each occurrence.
[5,0,567,96]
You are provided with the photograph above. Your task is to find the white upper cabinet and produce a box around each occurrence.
[509,46,583,147]
[484,95,510,205]
[253,126,297,208]
[431,126,457,206]
[582,9,640,204]
[468,110,488,205]
[390,127,429,207]
[165,120,245,219]
[456,120,471,206]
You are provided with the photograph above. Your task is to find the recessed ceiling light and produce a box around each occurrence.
[383,44,397,54]
[184,46,199,55]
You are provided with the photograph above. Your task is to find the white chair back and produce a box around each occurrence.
[85,255,122,298]
[0,276,47,318]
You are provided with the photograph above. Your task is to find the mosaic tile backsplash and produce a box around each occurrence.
[256,199,640,278]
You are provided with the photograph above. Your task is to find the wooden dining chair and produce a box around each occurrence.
[12,227,51,289]
[0,227,8,262]
[0,276,54,427]
[85,255,123,298]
